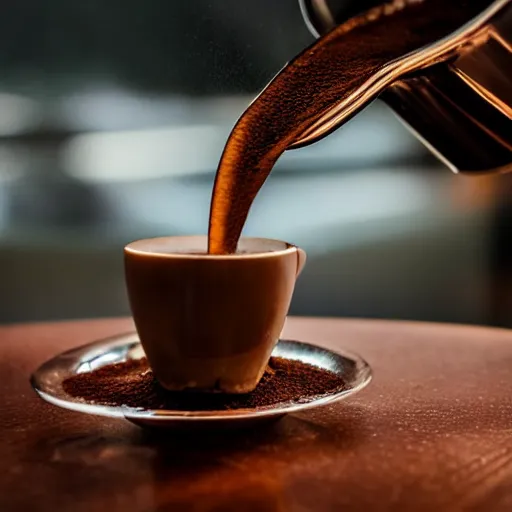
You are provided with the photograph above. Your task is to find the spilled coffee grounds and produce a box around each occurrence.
[63,357,346,411]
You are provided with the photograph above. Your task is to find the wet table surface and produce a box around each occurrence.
[1,317,512,511]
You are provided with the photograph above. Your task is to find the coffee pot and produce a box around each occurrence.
[297,0,512,174]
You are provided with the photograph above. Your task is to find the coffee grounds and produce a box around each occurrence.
[62,357,346,411]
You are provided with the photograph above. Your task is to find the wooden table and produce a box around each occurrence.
[1,317,512,511]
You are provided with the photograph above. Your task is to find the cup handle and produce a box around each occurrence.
[296,247,307,277]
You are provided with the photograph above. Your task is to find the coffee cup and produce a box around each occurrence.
[124,236,306,393]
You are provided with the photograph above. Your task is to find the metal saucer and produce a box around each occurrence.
[31,333,372,429]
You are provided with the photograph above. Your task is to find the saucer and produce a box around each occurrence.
[31,333,372,429]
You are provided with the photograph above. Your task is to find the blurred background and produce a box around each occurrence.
[0,0,510,327]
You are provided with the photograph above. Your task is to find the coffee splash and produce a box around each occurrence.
[208,0,492,254]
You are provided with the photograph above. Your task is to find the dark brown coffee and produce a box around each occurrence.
[208,0,491,254]
[62,356,346,410]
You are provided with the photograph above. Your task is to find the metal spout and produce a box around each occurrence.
[298,0,512,174]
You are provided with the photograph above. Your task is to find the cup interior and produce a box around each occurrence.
[125,236,295,257]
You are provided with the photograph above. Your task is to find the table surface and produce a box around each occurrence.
[1,317,512,512]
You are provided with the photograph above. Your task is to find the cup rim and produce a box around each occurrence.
[124,235,299,259]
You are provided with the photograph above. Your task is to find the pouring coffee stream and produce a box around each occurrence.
[208,0,512,255]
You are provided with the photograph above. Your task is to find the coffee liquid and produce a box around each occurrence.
[208,0,492,254]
